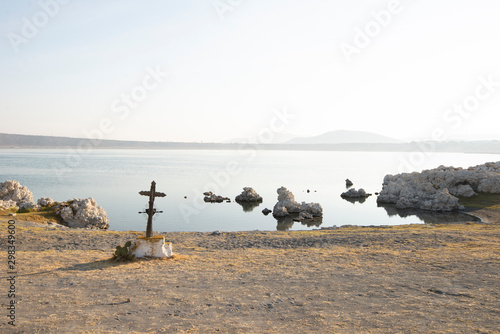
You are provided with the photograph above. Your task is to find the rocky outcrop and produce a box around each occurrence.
[203,192,230,203]
[377,162,500,211]
[272,187,323,218]
[346,179,354,187]
[235,187,263,202]
[0,180,38,210]
[38,197,55,207]
[56,198,109,229]
[0,200,18,210]
[341,188,371,198]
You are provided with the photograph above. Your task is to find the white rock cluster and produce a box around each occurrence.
[0,180,38,211]
[38,197,55,207]
[203,192,230,203]
[273,187,323,218]
[57,198,109,229]
[377,162,500,211]
[235,187,263,202]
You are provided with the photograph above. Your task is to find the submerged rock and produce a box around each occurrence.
[272,187,323,218]
[377,162,500,212]
[57,198,109,229]
[235,187,263,202]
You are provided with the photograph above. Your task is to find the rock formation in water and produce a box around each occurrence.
[272,187,323,218]
[345,179,354,187]
[341,188,372,198]
[0,180,38,211]
[235,187,263,202]
[56,198,109,229]
[377,162,500,211]
[203,192,230,203]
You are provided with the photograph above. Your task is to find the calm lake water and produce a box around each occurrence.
[1,149,497,232]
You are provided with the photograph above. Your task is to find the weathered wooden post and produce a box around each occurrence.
[131,181,173,258]
[139,181,166,238]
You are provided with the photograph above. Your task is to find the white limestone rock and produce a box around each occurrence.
[0,200,18,210]
[38,197,55,207]
[377,161,500,211]
[0,180,38,210]
[57,198,109,229]
[450,184,476,197]
[19,202,39,211]
[272,187,323,217]
[273,205,289,217]
[235,187,263,202]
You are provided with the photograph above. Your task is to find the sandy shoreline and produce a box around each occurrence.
[1,208,499,333]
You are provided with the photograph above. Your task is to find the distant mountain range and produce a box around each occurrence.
[285,130,403,144]
[0,132,499,154]
[225,130,402,145]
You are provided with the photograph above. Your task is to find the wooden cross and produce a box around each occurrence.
[138,181,166,238]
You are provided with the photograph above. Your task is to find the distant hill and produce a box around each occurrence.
[0,133,499,154]
[224,133,302,144]
[286,130,403,144]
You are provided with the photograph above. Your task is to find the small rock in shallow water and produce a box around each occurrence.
[262,208,272,215]
[341,188,372,198]
[204,193,230,203]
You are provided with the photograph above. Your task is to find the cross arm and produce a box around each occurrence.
[139,191,167,197]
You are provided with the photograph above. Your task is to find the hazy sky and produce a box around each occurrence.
[1,0,499,143]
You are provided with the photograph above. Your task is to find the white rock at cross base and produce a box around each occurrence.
[131,236,173,258]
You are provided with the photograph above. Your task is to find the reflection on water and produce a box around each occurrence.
[2,149,496,232]
[378,204,481,224]
[342,197,368,204]
[236,200,262,212]
[275,215,323,231]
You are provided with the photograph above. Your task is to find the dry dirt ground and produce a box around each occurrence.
[0,211,499,333]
